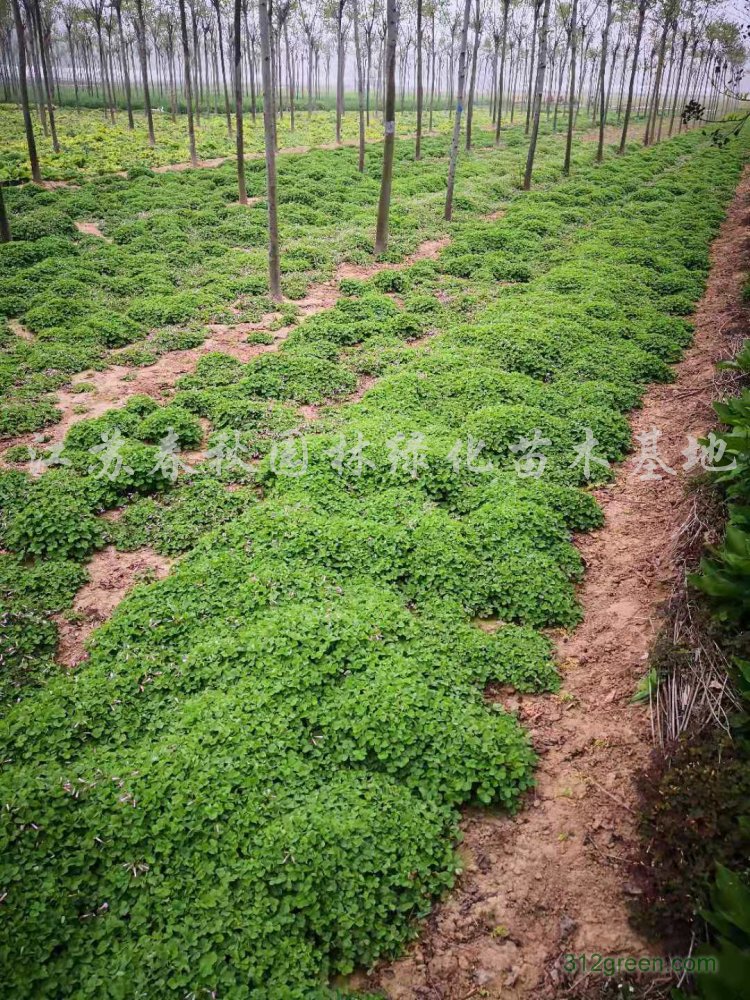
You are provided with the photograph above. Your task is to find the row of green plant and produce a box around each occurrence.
[1,129,746,996]
[0,104,464,183]
[636,336,750,999]
[0,121,604,441]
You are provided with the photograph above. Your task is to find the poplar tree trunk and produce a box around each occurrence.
[213,0,233,137]
[444,0,471,221]
[525,0,540,134]
[656,30,676,142]
[415,0,423,159]
[494,0,510,142]
[596,0,613,162]
[335,0,345,144]
[30,0,58,150]
[11,0,41,182]
[66,24,80,110]
[523,0,551,190]
[0,186,10,243]
[644,18,669,146]
[618,0,646,153]
[258,0,282,299]
[178,0,198,167]
[374,0,398,253]
[114,1,134,129]
[563,0,578,175]
[352,0,366,172]
[465,0,481,150]
[428,10,436,132]
[234,0,246,203]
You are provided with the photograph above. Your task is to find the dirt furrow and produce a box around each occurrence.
[370,168,750,1000]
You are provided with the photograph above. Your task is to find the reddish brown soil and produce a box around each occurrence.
[370,169,750,1000]
[7,319,33,341]
[74,220,110,240]
[55,546,173,667]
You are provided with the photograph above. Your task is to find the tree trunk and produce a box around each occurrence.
[644,18,669,146]
[335,1,345,144]
[428,11,436,132]
[66,24,80,110]
[0,186,10,243]
[248,25,257,123]
[30,0,59,151]
[11,0,41,182]
[258,0,281,299]
[656,28,677,142]
[618,0,646,153]
[596,0,613,162]
[234,0,246,203]
[415,0,423,159]
[214,1,233,136]
[563,0,578,175]
[374,0,398,253]
[523,0,551,190]
[352,0,366,172]
[494,0,510,142]
[178,0,198,166]
[191,1,202,122]
[284,19,295,131]
[444,0,471,222]
[465,0,481,150]
[114,2,134,128]
[525,1,540,134]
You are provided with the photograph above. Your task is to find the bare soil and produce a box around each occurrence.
[370,168,750,1000]
[74,220,110,240]
[55,546,173,667]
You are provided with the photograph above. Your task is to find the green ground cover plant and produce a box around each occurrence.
[0,129,746,997]
[0,105,465,183]
[0,121,602,440]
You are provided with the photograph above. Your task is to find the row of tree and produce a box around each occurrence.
[1,0,747,290]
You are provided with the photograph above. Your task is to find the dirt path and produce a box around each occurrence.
[370,169,750,1000]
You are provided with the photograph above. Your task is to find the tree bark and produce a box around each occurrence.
[618,0,646,153]
[644,17,669,146]
[596,0,613,162]
[444,0,471,221]
[374,0,398,253]
[213,0,233,136]
[113,1,134,128]
[415,0,424,159]
[178,0,198,166]
[523,0,551,190]
[494,0,510,141]
[525,0,540,134]
[30,0,59,150]
[11,0,41,182]
[563,0,578,175]
[0,186,10,243]
[352,0,366,172]
[335,0,345,144]
[234,0,246,203]
[258,0,282,299]
[465,0,481,150]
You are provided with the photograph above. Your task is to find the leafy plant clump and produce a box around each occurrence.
[0,126,747,998]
